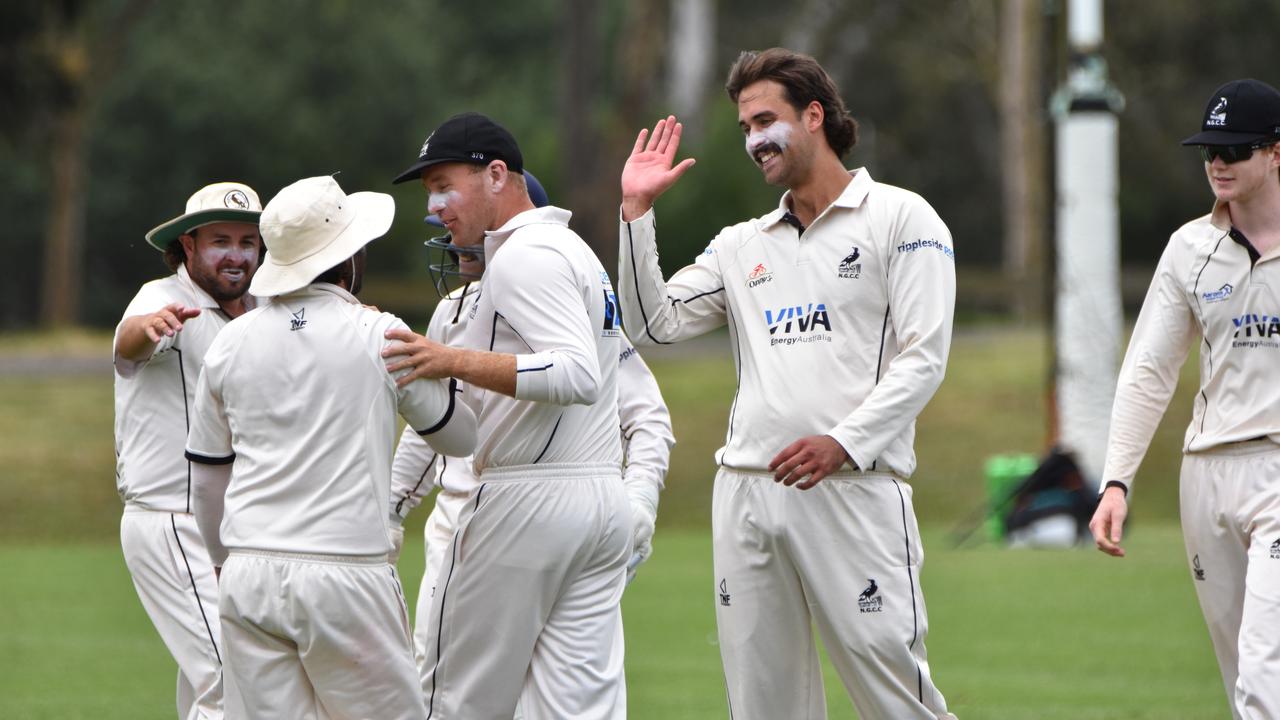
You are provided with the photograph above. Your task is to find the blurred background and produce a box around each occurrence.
[2,1,1275,717]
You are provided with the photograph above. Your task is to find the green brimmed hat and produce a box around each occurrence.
[144,182,263,251]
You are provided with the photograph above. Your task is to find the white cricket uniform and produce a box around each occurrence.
[619,169,957,719]
[419,206,631,720]
[114,265,241,720]
[184,282,476,720]
[1101,201,1280,718]
[389,281,674,675]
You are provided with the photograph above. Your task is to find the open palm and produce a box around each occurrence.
[620,115,697,220]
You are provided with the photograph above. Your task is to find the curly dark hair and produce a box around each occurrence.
[725,48,858,158]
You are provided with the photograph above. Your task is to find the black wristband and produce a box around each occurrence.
[1102,480,1128,497]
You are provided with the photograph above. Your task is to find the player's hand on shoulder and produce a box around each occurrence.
[1089,485,1129,558]
[769,435,852,490]
[382,327,458,387]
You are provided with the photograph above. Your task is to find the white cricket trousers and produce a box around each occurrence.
[421,462,631,720]
[120,507,224,720]
[1180,439,1280,720]
[413,487,469,669]
[218,550,423,720]
[712,469,956,720]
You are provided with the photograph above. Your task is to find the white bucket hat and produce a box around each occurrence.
[249,176,395,297]
[144,182,262,251]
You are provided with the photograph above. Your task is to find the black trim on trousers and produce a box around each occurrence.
[427,483,485,719]
[891,479,923,701]
[170,514,221,665]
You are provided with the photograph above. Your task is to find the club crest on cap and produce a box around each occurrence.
[1207,97,1228,127]
[224,189,251,209]
[420,132,434,159]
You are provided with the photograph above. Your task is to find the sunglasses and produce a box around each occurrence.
[1199,141,1276,164]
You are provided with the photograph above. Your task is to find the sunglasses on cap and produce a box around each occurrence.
[1199,141,1277,164]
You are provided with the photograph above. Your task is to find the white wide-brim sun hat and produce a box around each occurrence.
[250,175,395,297]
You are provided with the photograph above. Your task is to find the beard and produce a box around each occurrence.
[189,257,251,303]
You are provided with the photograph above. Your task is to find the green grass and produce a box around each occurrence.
[0,528,1224,719]
[0,326,1223,718]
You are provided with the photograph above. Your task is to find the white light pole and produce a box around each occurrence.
[1051,0,1125,489]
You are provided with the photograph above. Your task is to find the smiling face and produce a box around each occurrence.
[737,80,821,188]
[1204,143,1280,204]
[421,162,495,247]
[180,222,261,302]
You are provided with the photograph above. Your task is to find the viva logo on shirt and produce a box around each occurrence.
[764,302,832,347]
[1231,312,1280,349]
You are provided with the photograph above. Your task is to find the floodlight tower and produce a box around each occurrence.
[1051,0,1125,490]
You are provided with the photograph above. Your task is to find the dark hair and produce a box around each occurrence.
[163,225,206,272]
[725,48,858,158]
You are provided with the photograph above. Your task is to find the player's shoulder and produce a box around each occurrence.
[125,273,187,311]
[1169,212,1218,244]
[864,179,940,219]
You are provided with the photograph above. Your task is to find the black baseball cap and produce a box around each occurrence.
[392,112,524,184]
[1182,79,1280,146]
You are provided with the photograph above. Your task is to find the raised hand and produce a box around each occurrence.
[620,115,697,222]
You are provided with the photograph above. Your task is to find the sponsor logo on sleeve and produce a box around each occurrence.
[601,272,621,337]
[747,263,773,288]
[764,301,832,346]
[1193,554,1206,581]
[1202,283,1233,304]
[719,578,731,606]
[1270,538,1280,560]
[1231,312,1280,348]
[896,237,954,260]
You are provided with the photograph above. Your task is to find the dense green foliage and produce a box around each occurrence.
[5,0,1280,328]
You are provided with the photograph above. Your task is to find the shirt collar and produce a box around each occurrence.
[484,205,573,256]
[1209,199,1231,232]
[761,168,873,229]
[279,282,360,304]
[177,264,223,310]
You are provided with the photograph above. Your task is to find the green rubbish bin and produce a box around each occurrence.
[984,453,1038,541]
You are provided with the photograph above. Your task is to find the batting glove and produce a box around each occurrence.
[625,480,659,585]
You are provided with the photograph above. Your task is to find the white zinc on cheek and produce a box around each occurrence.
[428,190,462,214]
[745,121,794,156]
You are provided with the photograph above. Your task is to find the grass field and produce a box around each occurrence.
[0,326,1227,718]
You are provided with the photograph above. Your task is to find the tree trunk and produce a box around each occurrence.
[559,0,664,279]
[40,76,89,328]
[999,0,1046,323]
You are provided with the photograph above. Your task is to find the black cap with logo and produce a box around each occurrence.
[392,112,524,184]
[1182,79,1280,146]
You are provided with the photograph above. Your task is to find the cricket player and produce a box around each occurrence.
[617,48,957,719]
[113,181,262,720]
[185,175,477,720]
[386,172,674,678]
[386,112,631,720]
[1090,78,1280,718]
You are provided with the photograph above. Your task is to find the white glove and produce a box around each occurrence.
[388,522,405,565]
[625,480,659,585]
